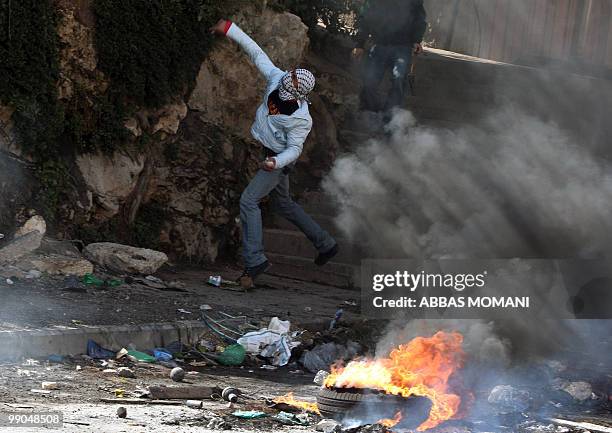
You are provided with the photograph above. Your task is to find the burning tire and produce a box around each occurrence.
[317,387,432,429]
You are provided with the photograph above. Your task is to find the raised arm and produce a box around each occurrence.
[210,19,284,82]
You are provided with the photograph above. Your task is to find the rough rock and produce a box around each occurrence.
[189,9,309,138]
[488,385,531,413]
[17,253,94,277]
[56,5,108,100]
[0,104,20,157]
[84,242,168,274]
[15,215,47,237]
[77,152,145,218]
[117,367,136,379]
[145,115,248,262]
[124,118,142,137]
[558,380,593,401]
[316,419,342,433]
[0,231,44,264]
[150,101,188,135]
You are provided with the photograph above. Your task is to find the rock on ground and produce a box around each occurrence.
[488,384,531,413]
[84,242,168,274]
[18,253,94,277]
[0,231,44,264]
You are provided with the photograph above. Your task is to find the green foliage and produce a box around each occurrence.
[272,0,363,35]
[34,159,71,220]
[63,89,130,154]
[93,0,242,108]
[131,202,169,250]
[0,0,63,156]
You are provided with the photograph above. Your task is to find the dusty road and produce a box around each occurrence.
[0,359,321,432]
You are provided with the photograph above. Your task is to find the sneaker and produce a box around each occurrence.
[315,243,339,266]
[239,260,271,289]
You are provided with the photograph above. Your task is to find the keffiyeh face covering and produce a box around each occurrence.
[278,69,315,102]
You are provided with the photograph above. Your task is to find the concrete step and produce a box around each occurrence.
[263,228,365,265]
[266,253,360,289]
[296,191,340,216]
[266,213,343,238]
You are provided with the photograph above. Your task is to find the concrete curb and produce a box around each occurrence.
[0,321,208,361]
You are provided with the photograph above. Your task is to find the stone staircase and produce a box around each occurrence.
[263,191,364,289]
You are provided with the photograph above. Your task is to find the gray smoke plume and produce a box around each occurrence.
[323,108,612,260]
[376,319,512,368]
[323,109,612,357]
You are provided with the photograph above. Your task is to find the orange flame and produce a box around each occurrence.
[379,411,403,428]
[273,392,321,414]
[324,331,464,431]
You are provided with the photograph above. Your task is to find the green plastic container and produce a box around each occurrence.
[217,344,246,366]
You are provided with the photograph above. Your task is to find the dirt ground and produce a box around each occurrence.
[0,263,360,330]
[0,357,321,432]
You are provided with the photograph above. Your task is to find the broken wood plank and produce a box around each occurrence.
[100,398,183,405]
[148,385,221,400]
[550,418,612,433]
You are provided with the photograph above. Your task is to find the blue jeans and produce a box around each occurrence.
[362,44,413,111]
[240,168,336,268]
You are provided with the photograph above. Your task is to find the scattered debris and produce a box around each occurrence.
[6,278,14,285]
[126,350,156,363]
[117,367,136,378]
[221,387,240,403]
[83,273,121,287]
[314,370,330,386]
[153,348,173,362]
[116,407,127,418]
[25,269,42,279]
[169,367,185,382]
[300,341,361,373]
[185,400,203,409]
[41,381,60,390]
[177,308,192,314]
[100,398,183,405]
[329,308,343,330]
[217,344,246,366]
[148,385,221,400]
[549,417,612,433]
[231,410,267,419]
[30,389,52,395]
[488,385,531,413]
[316,419,342,433]
[208,275,222,287]
[273,411,311,425]
[237,317,299,366]
[207,416,232,430]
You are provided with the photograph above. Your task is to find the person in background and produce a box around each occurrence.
[210,19,338,289]
[353,0,427,113]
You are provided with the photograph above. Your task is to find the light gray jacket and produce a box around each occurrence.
[226,23,313,169]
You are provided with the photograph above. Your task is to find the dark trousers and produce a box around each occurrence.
[361,44,413,112]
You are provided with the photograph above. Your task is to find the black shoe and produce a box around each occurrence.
[315,244,338,266]
[239,260,271,289]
